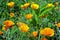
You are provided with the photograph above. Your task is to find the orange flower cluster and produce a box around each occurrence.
[21,2,39,9]
[17,22,29,32]
[4,20,14,28]
[40,28,54,37]
[1,1,58,39]
[2,20,14,31]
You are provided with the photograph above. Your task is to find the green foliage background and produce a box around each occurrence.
[0,0,60,40]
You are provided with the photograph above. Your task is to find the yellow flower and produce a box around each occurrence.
[10,13,14,17]
[25,14,33,19]
[32,31,38,37]
[2,25,7,31]
[7,2,15,8]
[54,2,59,6]
[19,22,29,32]
[46,3,54,8]
[56,23,60,28]
[41,38,48,40]
[21,2,30,9]
[4,20,14,28]
[31,3,39,9]
[0,31,3,35]
[40,28,54,37]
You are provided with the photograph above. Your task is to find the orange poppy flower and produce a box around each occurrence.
[0,31,3,35]
[4,20,14,28]
[41,38,48,40]
[19,22,29,32]
[2,25,7,31]
[31,3,39,9]
[26,14,33,20]
[10,13,14,17]
[32,31,38,37]
[56,23,60,28]
[40,28,54,37]
[21,2,30,9]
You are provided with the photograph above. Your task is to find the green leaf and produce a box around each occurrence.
[39,6,55,17]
